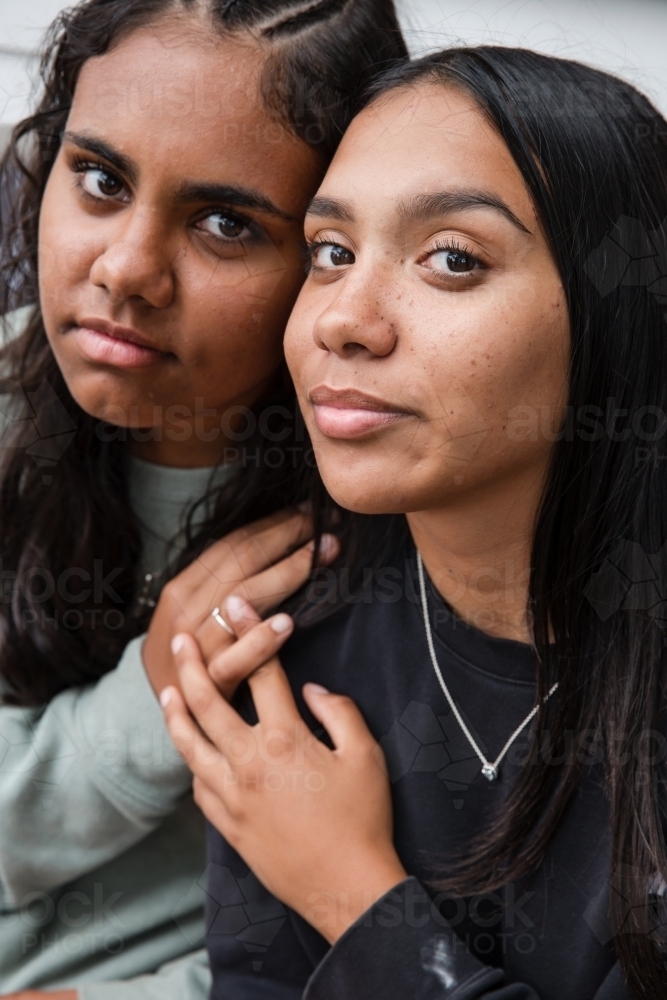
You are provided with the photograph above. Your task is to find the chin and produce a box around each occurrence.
[319,469,411,516]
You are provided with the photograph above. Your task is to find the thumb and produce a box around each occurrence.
[302,683,376,754]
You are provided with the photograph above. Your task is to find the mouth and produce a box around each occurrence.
[309,386,412,440]
[71,318,171,369]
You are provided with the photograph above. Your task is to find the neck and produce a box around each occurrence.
[407,466,545,644]
[127,435,226,468]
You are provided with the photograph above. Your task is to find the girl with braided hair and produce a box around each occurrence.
[0,2,406,999]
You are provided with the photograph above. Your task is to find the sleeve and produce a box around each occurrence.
[77,948,211,1000]
[303,879,634,1000]
[0,636,192,906]
[303,878,537,1000]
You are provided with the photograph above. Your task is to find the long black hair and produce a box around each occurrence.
[0,0,407,708]
[313,47,667,998]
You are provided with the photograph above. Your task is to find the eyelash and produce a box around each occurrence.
[72,157,126,200]
[303,237,341,271]
[424,237,483,270]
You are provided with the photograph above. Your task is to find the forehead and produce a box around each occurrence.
[68,17,316,200]
[319,82,534,220]
[72,18,266,134]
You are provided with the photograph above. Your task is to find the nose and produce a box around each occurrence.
[312,266,398,359]
[89,207,175,309]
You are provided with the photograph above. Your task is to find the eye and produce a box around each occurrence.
[424,242,482,276]
[78,165,127,202]
[309,242,355,270]
[197,212,252,242]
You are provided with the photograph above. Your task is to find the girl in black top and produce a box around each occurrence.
[162,48,667,1000]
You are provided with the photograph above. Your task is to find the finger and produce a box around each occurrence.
[246,655,302,730]
[160,683,230,780]
[170,633,256,764]
[195,533,338,663]
[182,511,314,625]
[207,613,294,699]
[196,510,313,587]
[302,683,377,755]
[236,533,339,616]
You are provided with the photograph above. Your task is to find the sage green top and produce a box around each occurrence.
[0,450,233,998]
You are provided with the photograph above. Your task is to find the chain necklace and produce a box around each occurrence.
[416,551,558,782]
[131,567,166,617]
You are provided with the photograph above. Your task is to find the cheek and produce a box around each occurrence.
[284,292,320,377]
[38,180,98,320]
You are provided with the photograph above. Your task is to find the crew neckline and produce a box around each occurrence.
[405,538,537,686]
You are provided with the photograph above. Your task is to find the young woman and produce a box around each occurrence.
[0,2,406,998]
[163,47,667,1000]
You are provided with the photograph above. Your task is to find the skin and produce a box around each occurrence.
[163,82,571,945]
[38,15,323,468]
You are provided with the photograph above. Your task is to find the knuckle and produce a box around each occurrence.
[248,625,274,655]
[187,683,214,716]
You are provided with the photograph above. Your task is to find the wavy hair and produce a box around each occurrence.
[0,0,407,707]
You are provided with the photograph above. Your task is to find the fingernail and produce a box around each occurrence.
[270,613,293,634]
[225,594,246,619]
[318,534,338,558]
[160,687,174,708]
[307,683,329,695]
[171,634,186,655]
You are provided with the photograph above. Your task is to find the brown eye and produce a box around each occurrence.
[199,212,250,241]
[428,248,479,274]
[311,243,355,268]
[80,167,126,200]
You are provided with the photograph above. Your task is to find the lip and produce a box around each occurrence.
[309,385,411,439]
[71,318,169,369]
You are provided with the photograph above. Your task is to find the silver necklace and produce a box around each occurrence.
[417,551,558,782]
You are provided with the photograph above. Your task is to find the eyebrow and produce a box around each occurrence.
[63,130,138,185]
[399,191,531,234]
[306,196,355,223]
[174,182,295,221]
[63,130,295,222]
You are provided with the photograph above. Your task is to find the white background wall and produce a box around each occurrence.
[1,0,667,147]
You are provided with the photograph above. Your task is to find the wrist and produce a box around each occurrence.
[303,856,408,945]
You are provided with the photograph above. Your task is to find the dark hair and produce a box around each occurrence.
[0,0,407,707]
[313,47,667,998]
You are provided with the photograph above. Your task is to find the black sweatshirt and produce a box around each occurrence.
[206,538,632,1000]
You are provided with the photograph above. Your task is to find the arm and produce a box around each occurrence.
[0,635,188,906]
[0,513,335,904]
[1,948,211,1000]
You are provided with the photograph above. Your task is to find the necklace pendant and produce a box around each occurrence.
[481,763,498,781]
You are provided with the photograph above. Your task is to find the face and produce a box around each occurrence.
[39,16,322,465]
[285,83,570,514]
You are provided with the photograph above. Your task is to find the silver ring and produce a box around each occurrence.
[211,607,235,636]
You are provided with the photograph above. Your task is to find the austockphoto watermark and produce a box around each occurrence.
[95,401,307,445]
[380,697,667,799]
[506,400,667,446]
[14,884,125,957]
[0,386,315,475]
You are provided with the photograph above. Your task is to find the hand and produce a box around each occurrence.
[162,633,408,944]
[143,509,338,695]
[1,991,77,999]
